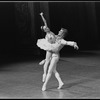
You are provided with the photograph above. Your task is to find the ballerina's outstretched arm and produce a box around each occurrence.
[40,12,48,27]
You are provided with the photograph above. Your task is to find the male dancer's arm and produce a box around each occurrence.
[61,39,79,50]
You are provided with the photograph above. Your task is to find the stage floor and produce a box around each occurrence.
[0,51,100,99]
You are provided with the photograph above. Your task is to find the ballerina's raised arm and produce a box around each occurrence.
[40,12,48,27]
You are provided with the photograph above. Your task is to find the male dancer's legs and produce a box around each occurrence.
[53,63,64,89]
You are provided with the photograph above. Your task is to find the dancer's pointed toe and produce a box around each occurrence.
[39,60,45,65]
[42,85,46,91]
[57,82,64,89]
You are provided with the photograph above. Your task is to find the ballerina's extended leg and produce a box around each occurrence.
[42,51,52,82]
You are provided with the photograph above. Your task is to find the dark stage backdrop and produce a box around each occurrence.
[0,2,100,56]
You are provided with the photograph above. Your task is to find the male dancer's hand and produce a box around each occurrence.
[73,42,79,50]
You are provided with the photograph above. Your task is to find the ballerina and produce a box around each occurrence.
[37,12,57,82]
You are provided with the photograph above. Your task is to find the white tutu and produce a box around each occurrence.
[37,38,54,51]
[37,38,62,52]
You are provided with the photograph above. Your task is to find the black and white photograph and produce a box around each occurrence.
[0,1,100,99]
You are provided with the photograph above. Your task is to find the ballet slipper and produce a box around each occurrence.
[57,82,64,89]
[39,60,45,65]
[42,84,46,91]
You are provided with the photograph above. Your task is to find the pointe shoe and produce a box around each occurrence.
[39,60,45,65]
[42,85,46,91]
[57,82,64,89]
